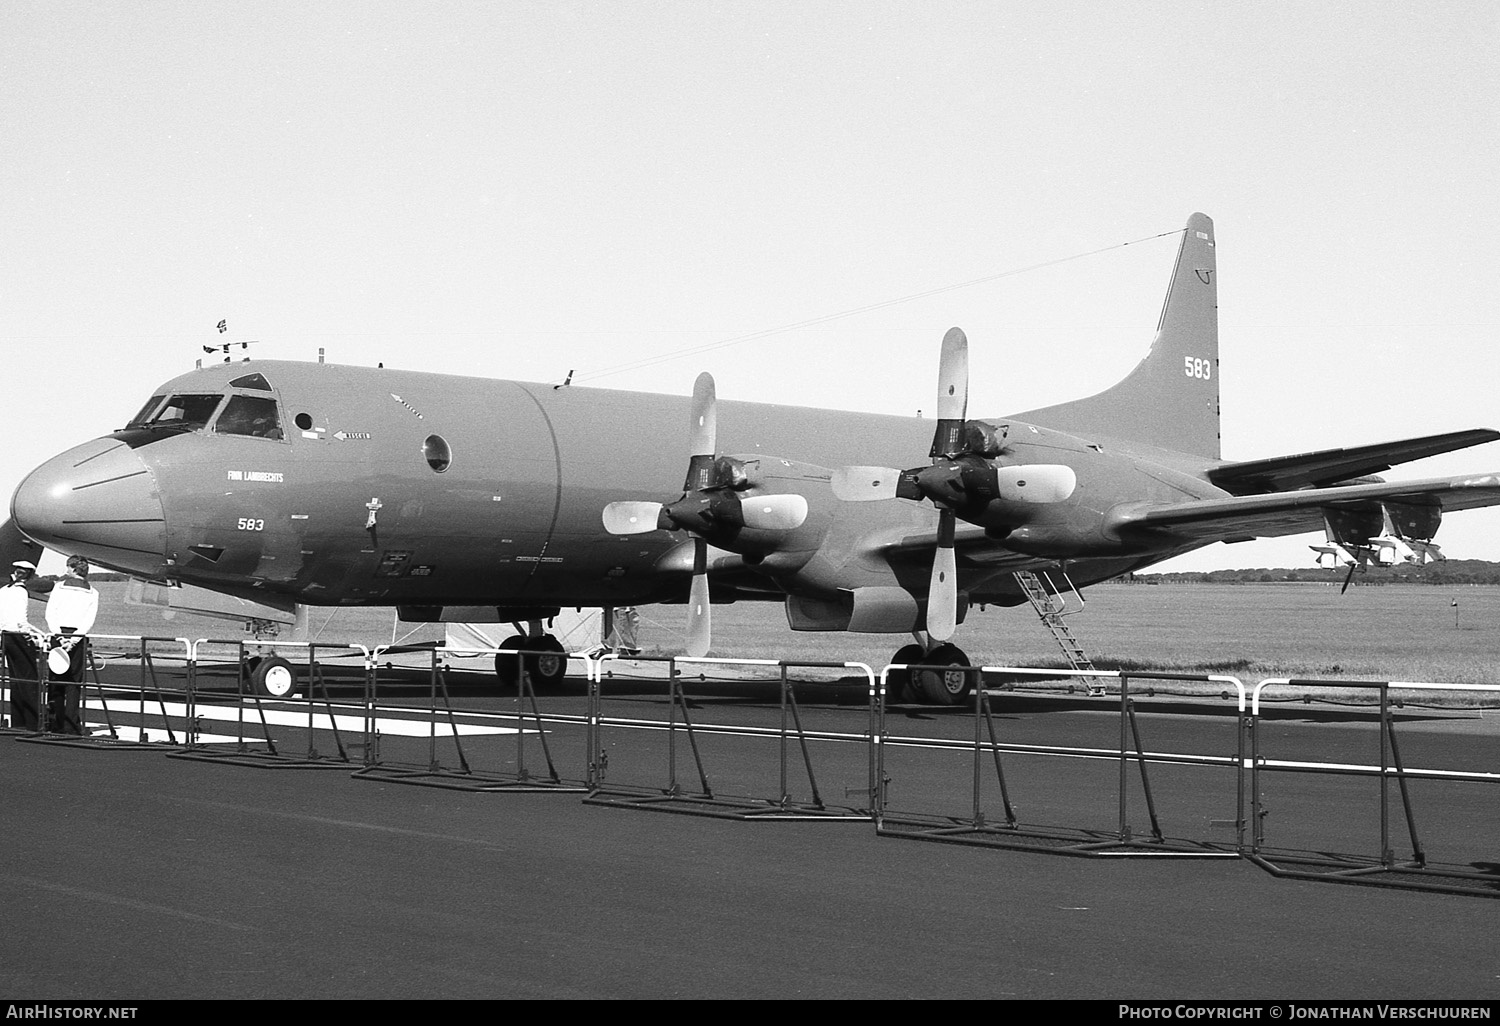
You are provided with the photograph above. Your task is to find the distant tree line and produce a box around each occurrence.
[1122,560,1500,586]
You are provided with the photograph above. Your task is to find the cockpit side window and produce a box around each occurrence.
[214,395,284,440]
[146,394,224,431]
[125,395,168,429]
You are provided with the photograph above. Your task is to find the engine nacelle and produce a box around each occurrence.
[1314,500,1445,568]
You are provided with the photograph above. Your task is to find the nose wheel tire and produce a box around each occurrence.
[911,643,975,705]
[247,655,298,699]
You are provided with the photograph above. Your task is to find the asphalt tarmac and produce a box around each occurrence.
[2,671,1498,1000]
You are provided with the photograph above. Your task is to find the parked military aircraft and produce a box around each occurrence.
[8,213,1500,702]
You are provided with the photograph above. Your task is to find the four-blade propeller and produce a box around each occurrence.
[602,372,808,656]
[831,327,1077,640]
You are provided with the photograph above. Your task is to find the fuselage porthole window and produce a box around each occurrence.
[424,434,451,473]
[294,412,313,431]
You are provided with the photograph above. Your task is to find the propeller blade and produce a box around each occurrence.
[830,466,901,502]
[930,327,970,457]
[993,464,1077,503]
[682,371,719,492]
[690,372,717,456]
[602,501,666,535]
[926,509,958,641]
[685,538,711,657]
[740,494,808,531]
[1340,562,1358,595]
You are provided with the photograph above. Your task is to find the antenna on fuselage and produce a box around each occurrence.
[203,320,259,362]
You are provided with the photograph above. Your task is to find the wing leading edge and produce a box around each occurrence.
[1110,472,1500,543]
[1206,429,1500,495]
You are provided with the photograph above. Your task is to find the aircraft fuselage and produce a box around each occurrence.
[11,359,1225,621]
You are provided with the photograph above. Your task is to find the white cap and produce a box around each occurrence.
[11,560,36,571]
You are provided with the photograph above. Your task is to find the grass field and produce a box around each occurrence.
[79,580,1500,689]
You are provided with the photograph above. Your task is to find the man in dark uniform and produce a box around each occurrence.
[0,560,45,730]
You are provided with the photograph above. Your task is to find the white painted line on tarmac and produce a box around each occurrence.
[86,698,525,737]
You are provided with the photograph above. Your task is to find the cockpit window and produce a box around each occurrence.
[214,395,284,440]
[125,395,168,429]
[142,394,224,432]
[228,372,273,391]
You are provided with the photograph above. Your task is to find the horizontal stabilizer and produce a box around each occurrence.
[1112,472,1500,543]
[1208,429,1500,495]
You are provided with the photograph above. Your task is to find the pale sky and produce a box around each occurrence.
[4,1,1497,574]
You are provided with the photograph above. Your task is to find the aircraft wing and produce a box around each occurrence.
[1112,472,1500,542]
[1206,429,1499,495]
[877,523,1054,571]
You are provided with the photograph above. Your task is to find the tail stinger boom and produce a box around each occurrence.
[1013,212,1220,459]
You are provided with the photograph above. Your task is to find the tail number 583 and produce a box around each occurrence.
[1184,357,1212,380]
[237,517,265,531]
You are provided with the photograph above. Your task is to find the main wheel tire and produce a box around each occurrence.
[524,634,569,689]
[248,655,298,699]
[494,636,526,689]
[885,643,925,705]
[912,643,975,705]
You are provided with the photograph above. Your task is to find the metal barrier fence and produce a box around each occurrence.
[348,643,595,793]
[5,634,196,749]
[7,630,1500,897]
[1246,677,1500,898]
[875,664,1247,858]
[583,655,877,820]
[168,638,371,769]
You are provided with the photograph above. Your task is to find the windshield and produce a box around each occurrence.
[141,394,224,432]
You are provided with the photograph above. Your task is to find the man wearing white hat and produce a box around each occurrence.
[0,560,46,730]
[42,555,98,735]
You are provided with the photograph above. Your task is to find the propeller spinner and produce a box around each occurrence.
[602,372,808,656]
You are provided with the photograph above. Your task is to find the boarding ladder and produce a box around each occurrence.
[1012,570,1108,696]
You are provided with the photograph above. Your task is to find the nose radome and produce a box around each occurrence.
[11,437,167,575]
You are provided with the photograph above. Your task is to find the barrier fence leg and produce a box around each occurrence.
[1384,705,1426,868]
[979,687,1018,828]
[971,677,985,828]
[780,671,825,811]
[518,668,565,785]
[587,678,603,789]
[1125,696,1165,844]
[434,662,472,775]
[308,659,349,762]
[668,676,713,799]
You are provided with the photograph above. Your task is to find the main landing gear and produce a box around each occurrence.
[885,634,977,706]
[493,620,569,690]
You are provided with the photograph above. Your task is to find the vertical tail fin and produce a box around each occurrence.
[1012,212,1220,459]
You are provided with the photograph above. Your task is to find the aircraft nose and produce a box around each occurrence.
[11,437,167,574]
